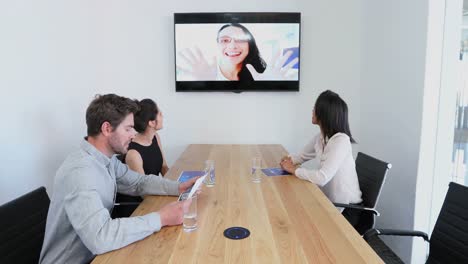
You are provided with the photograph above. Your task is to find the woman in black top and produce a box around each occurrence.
[112,99,169,218]
[125,99,169,176]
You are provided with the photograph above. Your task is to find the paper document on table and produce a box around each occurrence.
[178,170,205,183]
[261,168,290,176]
[187,173,206,199]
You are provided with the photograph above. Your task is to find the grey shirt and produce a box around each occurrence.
[39,139,179,264]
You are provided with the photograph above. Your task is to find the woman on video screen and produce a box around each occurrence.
[216,23,265,81]
[177,23,298,81]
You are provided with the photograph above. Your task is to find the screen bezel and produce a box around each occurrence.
[174,12,301,92]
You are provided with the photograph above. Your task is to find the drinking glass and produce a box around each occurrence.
[181,193,197,232]
[203,160,215,187]
[251,157,262,183]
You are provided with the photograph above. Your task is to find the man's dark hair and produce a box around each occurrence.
[134,99,158,133]
[314,90,356,143]
[86,94,139,137]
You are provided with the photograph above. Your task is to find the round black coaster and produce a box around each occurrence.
[223,227,250,240]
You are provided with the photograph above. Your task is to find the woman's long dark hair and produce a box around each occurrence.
[133,99,158,133]
[217,23,266,81]
[314,90,356,143]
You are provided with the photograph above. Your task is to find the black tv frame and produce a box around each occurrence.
[174,12,301,92]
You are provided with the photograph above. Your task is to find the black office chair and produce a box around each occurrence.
[110,154,143,218]
[111,194,142,218]
[0,187,50,264]
[334,152,392,235]
[364,182,468,264]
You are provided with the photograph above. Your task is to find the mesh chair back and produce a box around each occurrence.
[428,182,468,263]
[0,187,50,264]
[356,152,391,209]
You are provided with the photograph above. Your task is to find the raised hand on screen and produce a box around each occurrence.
[177,47,217,80]
[246,50,299,81]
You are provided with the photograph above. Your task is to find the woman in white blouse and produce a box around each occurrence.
[280,90,362,223]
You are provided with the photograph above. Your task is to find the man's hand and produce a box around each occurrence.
[158,201,187,227]
[178,176,200,194]
[280,159,297,175]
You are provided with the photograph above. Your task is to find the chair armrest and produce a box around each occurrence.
[114,202,141,206]
[333,203,380,216]
[363,228,429,242]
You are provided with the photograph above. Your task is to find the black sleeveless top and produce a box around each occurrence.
[127,136,163,176]
[112,136,164,218]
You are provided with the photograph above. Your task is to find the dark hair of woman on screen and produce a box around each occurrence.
[280,90,363,225]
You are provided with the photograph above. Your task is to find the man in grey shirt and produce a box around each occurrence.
[39,94,198,264]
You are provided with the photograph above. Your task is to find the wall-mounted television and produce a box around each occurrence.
[174,12,301,92]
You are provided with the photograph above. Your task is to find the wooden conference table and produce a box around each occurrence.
[93,144,383,263]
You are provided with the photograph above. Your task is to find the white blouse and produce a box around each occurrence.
[290,133,362,206]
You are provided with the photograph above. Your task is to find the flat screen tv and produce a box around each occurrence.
[174,12,301,92]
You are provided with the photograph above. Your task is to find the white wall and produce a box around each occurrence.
[0,1,363,204]
[360,1,429,263]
